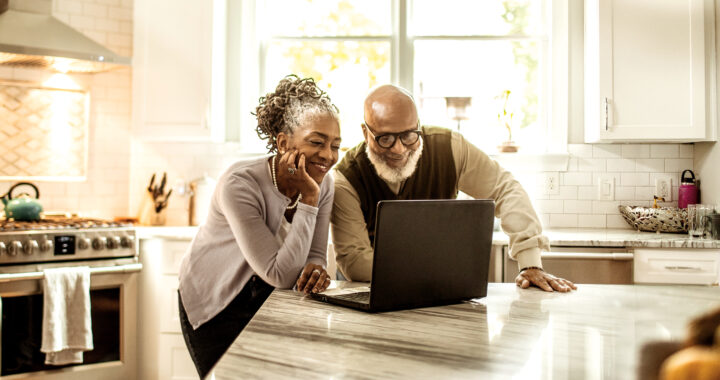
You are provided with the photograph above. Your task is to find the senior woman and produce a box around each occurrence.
[178,75,341,379]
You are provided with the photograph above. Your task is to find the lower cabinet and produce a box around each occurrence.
[138,238,199,380]
[504,246,634,284]
[633,248,720,285]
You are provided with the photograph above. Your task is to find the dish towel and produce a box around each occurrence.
[40,266,94,365]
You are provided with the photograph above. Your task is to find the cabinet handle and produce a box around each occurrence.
[664,265,703,272]
[604,97,610,130]
[541,252,633,260]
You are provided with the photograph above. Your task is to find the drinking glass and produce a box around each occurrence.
[689,204,713,238]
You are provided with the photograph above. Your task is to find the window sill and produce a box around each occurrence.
[488,152,569,172]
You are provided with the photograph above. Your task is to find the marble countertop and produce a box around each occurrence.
[213,282,720,379]
[493,228,720,248]
[136,225,720,249]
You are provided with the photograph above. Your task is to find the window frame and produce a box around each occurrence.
[230,0,569,162]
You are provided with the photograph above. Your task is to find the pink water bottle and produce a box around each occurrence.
[678,169,698,209]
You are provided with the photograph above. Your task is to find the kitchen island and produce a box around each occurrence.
[212,282,720,379]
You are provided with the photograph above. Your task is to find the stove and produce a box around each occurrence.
[0,217,139,379]
[0,217,136,269]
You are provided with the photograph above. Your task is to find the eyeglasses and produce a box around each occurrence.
[363,122,422,149]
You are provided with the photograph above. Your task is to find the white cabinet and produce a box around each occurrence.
[634,248,720,285]
[138,238,199,380]
[132,0,226,141]
[585,0,716,142]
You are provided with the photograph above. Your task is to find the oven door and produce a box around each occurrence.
[0,260,140,380]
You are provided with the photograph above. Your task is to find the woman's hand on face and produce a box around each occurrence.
[276,149,319,206]
[296,263,331,294]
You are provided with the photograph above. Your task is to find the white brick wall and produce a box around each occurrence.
[531,143,696,230]
[0,0,133,219]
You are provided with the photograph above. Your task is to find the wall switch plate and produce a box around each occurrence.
[598,175,615,200]
[654,176,672,201]
[543,172,560,195]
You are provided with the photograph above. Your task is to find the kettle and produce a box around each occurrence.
[2,182,43,221]
[678,170,699,209]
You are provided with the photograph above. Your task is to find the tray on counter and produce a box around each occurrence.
[618,205,688,233]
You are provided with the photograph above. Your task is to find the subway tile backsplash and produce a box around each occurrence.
[522,143,694,230]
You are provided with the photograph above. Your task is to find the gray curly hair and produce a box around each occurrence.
[253,75,339,153]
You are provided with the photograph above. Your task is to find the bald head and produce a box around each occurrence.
[363,85,418,132]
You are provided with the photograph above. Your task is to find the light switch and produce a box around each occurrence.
[598,176,615,200]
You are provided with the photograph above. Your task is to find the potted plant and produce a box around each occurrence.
[496,90,518,153]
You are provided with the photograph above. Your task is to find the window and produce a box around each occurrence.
[232,0,568,155]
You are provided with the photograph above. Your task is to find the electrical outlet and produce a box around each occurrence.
[543,172,560,195]
[654,176,672,201]
[598,175,615,200]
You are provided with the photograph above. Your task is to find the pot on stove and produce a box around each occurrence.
[2,182,43,221]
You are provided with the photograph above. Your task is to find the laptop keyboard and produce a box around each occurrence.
[333,291,371,304]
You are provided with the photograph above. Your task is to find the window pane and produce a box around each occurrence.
[412,0,544,36]
[414,40,544,153]
[265,40,391,147]
[263,0,391,37]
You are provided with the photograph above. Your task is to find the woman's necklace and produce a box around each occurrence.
[271,155,302,210]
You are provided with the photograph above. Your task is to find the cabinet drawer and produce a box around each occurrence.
[634,249,720,285]
[162,240,192,276]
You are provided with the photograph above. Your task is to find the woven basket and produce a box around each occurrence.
[618,205,688,233]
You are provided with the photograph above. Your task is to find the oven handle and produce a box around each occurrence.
[0,263,142,283]
[541,252,634,261]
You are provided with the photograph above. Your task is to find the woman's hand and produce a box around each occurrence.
[276,150,319,206]
[295,263,331,294]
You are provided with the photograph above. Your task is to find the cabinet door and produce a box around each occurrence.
[159,334,200,380]
[585,0,715,142]
[133,0,225,141]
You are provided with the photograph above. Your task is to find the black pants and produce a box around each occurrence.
[178,276,274,379]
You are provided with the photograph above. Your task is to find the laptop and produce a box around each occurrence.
[312,199,495,312]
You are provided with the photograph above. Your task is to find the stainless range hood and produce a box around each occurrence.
[0,0,130,73]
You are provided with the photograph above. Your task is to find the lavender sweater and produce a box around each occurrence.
[179,155,333,329]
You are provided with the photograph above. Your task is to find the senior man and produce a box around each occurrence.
[331,84,576,292]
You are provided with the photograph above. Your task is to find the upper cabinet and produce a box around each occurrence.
[585,0,716,142]
[132,0,226,142]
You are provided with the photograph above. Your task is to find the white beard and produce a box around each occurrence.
[365,137,424,184]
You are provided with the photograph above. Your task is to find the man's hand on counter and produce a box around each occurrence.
[516,268,577,293]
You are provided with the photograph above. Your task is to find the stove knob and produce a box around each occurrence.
[8,241,22,256]
[78,238,91,250]
[107,237,121,249]
[40,239,53,252]
[120,236,135,249]
[23,240,39,255]
[0,242,6,256]
[92,237,107,250]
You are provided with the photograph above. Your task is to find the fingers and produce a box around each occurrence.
[515,275,531,289]
[278,150,298,175]
[535,277,553,292]
[515,271,575,292]
[302,267,322,293]
[313,274,331,293]
[295,264,312,291]
[298,153,307,178]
